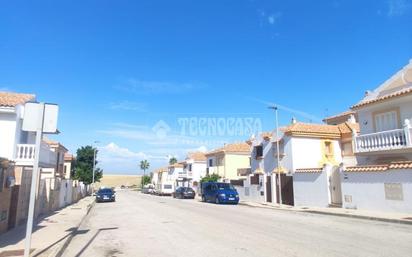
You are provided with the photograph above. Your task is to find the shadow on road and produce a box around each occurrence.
[73,227,119,257]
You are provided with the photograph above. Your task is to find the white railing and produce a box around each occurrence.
[354,128,411,153]
[15,143,57,167]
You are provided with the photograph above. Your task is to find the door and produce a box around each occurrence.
[8,185,20,229]
[275,174,294,206]
[266,176,272,203]
[329,166,342,206]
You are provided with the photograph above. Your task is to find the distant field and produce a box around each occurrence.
[95,174,142,188]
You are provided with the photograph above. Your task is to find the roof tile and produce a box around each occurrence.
[0,92,35,107]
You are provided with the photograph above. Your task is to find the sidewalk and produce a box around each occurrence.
[0,196,95,257]
[239,201,412,225]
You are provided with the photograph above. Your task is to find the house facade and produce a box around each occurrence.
[205,143,251,181]
[63,153,74,179]
[288,120,359,207]
[179,152,207,190]
[246,117,359,207]
[342,59,412,213]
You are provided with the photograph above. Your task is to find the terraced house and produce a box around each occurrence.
[341,59,412,213]
[205,143,251,181]
[246,115,359,207]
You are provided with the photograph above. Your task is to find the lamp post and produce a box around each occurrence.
[92,141,100,194]
[268,105,282,205]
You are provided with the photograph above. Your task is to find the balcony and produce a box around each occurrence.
[354,127,412,154]
[15,143,57,167]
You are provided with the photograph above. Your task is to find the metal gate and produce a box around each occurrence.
[266,176,272,202]
[275,174,294,206]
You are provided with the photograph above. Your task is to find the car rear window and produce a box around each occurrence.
[98,189,113,194]
[217,183,235,190]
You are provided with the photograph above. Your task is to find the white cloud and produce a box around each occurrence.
[100,142,147,159]
[267,12,282,25]
[115,78,207,95]
[387,0,410,17]
[97,142,168,174]
[109,101,147,112]
[0,87,10,92]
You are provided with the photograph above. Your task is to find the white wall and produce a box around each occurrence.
[357,94,412,135]
[341,170,412,213]
[191,162,207,182]
[293,170,330,207]
[290,137,342,170]
[0,112,18,160]
[235,174,265,203]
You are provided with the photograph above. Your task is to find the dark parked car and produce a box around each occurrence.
[96,188,116,202]
[201,182,239,204]
[173,187,196,199]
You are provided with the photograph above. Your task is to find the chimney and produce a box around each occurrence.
[348,114,356,124]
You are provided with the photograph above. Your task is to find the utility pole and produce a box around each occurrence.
[24,103,45,257]
[92,141,99,194]
[268,105,282,205]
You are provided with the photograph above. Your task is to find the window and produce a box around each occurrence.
[0,210,7,221]
[188,164,192,172]
[217,157,224,166]
[342,142,353,156]
[255,145,263,159]
[164,185,172,189]
[208,159,213,167]
[374,110,398,132]
[325,141,333,156]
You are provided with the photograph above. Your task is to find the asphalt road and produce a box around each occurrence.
[61,190,412,257]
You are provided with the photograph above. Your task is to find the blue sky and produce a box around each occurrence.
[0,0,411,174]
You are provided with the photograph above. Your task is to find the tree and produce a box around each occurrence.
[169,157,178,165]
[200,173,221,183]
[73,146,103,184]
[140,160,150,188]
[142,175,151,185]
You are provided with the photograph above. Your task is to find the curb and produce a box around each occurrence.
[302,210,412,226]
[46,198,96,257]
[239,201,412,226]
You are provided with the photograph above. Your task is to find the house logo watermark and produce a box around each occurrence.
[152,120,171,140]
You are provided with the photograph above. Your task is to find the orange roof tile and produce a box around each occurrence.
[295,167,323,173]
[323,110,356,123]
[206,142,250,156]
[351,87,412,110]
[283,122,360,138]
[0,92,35,107]
[284,122,341,137]
[64,153,74,161]
[345,161,412,172]
[186,152,207,161]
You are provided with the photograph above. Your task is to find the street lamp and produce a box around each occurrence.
[92,141,100,194]
[268,105,282,205]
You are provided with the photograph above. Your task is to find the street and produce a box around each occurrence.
[61,190,412,257]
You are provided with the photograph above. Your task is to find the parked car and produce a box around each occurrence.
[173,187,196,199]
[96,188,116,202]
[201,182,239,204]
[157,183,174,196]
[142,184,155,194]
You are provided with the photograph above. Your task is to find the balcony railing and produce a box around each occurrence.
[354,127,412,153]
[15,143,57,167]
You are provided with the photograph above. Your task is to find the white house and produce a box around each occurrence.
[0,92,58,169]
[179,152,207,191]
[247,116,359,207]
[205,143,251,181]
[342,59,412,213]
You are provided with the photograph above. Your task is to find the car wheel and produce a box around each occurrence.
[215,197,220,204]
